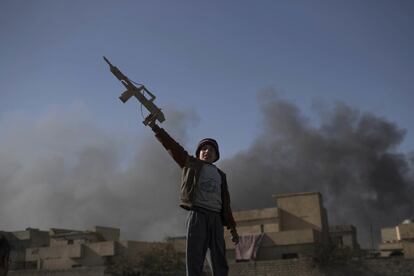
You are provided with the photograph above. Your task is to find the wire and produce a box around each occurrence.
[130,79,147,120]
[140,102,145,120]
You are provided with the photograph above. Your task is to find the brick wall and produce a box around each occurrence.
[9,267,105,276]
[229,257,414,276]
[322,258,414,276]
[229,258,321,276]
[9,257,414,276]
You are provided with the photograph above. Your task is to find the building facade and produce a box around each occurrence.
[224,192,330,261]
[379,220,414,258]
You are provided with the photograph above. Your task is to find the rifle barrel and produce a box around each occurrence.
[103,56,112,67]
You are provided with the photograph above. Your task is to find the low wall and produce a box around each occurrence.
[229,257,414,276]
[9,267,106,276]
[9,257,414,276]
[229,258,321,276]
[322,258,414,276]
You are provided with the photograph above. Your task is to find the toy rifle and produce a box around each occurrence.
[103,56,165,126]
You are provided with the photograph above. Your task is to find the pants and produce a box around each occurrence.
[186,207,229,276]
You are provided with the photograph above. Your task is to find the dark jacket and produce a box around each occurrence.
[0,235,10,276]
[152,125,237,230]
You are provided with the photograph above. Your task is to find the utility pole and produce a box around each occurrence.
[370,223,374,250]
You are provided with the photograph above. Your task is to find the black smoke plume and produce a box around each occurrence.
[221,91,414,247]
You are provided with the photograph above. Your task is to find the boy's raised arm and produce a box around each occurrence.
[149,123,189,168]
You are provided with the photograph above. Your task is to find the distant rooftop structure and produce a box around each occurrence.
[1,226,179,272]
[329,225,359,250]
[379,219,414,258]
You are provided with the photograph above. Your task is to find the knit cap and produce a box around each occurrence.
[195,138,220,162]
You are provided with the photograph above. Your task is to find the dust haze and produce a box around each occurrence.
[0,104,198,241]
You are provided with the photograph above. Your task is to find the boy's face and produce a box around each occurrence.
[198,144,217,163]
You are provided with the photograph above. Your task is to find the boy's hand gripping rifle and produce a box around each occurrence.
[103,56,165,126]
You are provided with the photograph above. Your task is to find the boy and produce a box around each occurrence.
[149,122,239,276]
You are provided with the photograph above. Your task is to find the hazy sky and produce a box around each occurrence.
[1,1,413,244]
[1,1,413,154]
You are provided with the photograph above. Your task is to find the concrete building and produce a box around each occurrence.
[0,228,49,270]
[3,191,363,273]
[224,192,330,260]
[379,220,414,258]
[2,226,179,272]
[25,226,121,270]
[329,225,359,250]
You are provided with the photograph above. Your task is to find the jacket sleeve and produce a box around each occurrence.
[151,124,189,168]
[224,190,237,230]
[220,171,237,230]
